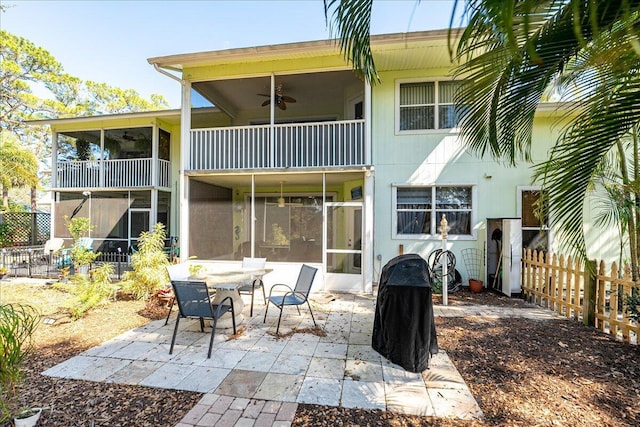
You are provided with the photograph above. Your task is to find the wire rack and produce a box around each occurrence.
[461,248,483,280]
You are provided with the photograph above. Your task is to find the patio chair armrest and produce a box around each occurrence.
[267,283,294,298]
[292,291,308,302]
[212,296,234,317]
[270,290,296,306]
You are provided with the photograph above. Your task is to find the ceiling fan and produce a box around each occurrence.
[257,84,296,110]
[122,132,136,141]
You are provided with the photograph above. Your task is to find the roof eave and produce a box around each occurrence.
[147,28,463,70]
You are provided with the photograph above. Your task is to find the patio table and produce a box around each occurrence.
[205,269,272,328]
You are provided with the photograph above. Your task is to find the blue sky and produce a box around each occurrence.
[3,0,460,108]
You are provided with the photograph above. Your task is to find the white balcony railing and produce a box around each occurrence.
[56,158,171,189]
[157,159,171,188]
[190,120,365,171]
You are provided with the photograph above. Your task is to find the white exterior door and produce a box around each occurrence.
[501,219,522,296]
[324,202,363,291]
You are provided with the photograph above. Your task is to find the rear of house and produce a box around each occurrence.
[35,29,618,293]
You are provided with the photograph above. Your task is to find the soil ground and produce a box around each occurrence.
[3,281,639,426]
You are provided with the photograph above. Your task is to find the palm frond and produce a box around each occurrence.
[454,0,640,164]
[324,0,379,84]
[534,65,640,259]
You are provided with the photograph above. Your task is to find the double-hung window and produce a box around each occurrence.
[394,185,474,238]
[398,80,464,132]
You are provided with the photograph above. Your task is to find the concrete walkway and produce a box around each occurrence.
[42,292,562,426]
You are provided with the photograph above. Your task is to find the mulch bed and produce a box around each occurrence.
[6,287,640,426]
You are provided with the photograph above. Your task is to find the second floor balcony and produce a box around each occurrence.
[55,158,171,189]
[189,120,366,171]
[53,125,172,190]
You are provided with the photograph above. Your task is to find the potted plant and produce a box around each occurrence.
[69,245,99,275]
[0,303,39,425]
[14,408,43,427]
[188,263,204,278]
[462,248,484,293]
[0,266,8,279]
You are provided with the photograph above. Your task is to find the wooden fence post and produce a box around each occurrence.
[583,260,596,327]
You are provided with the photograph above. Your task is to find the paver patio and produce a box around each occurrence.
[41,290,561,426]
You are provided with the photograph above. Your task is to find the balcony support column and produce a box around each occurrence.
[50,131,58,240]
[179,80,192,260]
[251,175,256,258]
[363,168,374,293]
[51,131,58,188]
[269,74,275,168]
[150,189,158,230]
[99,129,105,187]
[151,122,158,188]
[364,80,372,165]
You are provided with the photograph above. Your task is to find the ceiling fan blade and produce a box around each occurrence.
[279,102,287,110]
[281,96,296,103]
[261,99,271,107]
[257,93,270,97]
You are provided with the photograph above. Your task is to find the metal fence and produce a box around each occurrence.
[1,246,132,280]
[0,212,50,247]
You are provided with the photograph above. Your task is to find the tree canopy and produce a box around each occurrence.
[0,29,170,209]
[0,131,38,209]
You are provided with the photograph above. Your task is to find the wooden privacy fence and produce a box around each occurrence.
[521,249,639,345]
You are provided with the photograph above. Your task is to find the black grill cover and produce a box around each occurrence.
[372,254,439,372]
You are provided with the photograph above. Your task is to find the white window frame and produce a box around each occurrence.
[392,184,477,240]
[395,78,463,134]
[517,186,553,253]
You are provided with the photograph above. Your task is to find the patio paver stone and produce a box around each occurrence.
[38,291,568,426]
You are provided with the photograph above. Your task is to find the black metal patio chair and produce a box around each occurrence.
[263,264,317,334]
[169,280,236,358]
[164,263,190,325]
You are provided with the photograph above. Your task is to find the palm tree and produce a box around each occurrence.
[0,131,39,210]
[325,0,640,279]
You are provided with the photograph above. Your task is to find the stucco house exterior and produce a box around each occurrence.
[34,29,616,295]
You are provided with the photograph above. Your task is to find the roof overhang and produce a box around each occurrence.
[148,29,462,72]
[27,109,183,126]
[26,107,224,127]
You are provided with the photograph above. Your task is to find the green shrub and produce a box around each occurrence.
[65,216,93,240]
[53,263,118,320]
[64,216,101,270]
[625,288,640,323]
[0,303,39,422]
[119,223,170,300]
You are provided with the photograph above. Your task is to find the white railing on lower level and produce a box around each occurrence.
[56,158,170,189]
[190,120,366,171]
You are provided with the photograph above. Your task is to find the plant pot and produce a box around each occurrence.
[14,408,42,427]
[76,265,90,275]
[469,278,484,293]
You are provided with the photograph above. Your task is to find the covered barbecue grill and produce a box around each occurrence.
[372,254,438,372]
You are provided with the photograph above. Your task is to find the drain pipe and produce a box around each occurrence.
[152,63,191,260]
[153,63,182,84]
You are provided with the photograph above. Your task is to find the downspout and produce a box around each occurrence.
[153,63,182,84]
[152,63,191,260]
[363,80,374,293]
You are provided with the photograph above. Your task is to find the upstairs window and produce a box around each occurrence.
[398,80,464,132]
